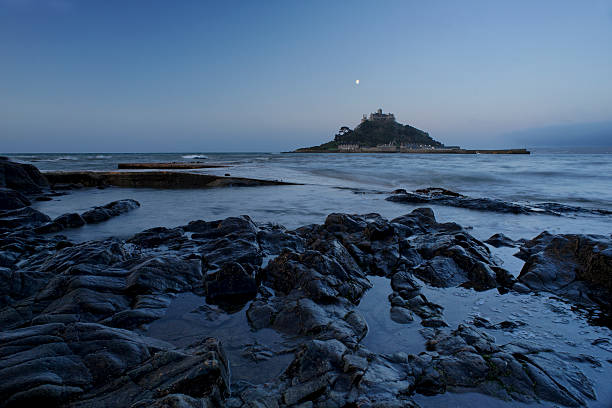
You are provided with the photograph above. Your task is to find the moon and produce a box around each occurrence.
[355,79,360,85]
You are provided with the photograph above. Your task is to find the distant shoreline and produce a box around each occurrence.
[289,148,530,154]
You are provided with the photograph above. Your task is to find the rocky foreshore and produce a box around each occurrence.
[1,158,611,407]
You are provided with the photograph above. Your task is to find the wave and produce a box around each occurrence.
[29,156,79,162]
[182,154,208,160]
[86,155,113,159]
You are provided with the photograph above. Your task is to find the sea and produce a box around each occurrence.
[7,150,611,243]
[4,150,612,406]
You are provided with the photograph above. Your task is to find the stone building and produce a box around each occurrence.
[361,108,395,123]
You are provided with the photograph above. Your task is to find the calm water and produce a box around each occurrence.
[5,151,612,406]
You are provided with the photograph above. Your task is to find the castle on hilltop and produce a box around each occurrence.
[361,108,395,123]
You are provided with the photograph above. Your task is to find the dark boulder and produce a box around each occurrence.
[125,255,202,294]
[128,227,184,248]
[205,262,257,306]
[34,221,64,234]
[420,324,596,406]
[0,159,49,193]
[257,225,305,255]
[54,213,86,228]
[518,232,611,308]
[387,189,530,214]
[82,199,140,224]
[263,249,370,304]
[485,233,518,248]
[0,207,51,230]
[0,188,31,210]
[105,198,140,215]
[81,207,113,224]
[388,187,611,217]
[0,323,229,408]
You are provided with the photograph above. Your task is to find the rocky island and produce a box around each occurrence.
[294,109,530,154]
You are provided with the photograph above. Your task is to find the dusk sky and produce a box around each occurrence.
[1,0,612,152]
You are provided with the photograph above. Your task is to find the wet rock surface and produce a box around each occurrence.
[0,188,31,210]
[0,197,610,406]
[44,170,297,189]
[420,325,596,406]
[81,199,140,224]
[0,158,49,194]
[387,187,612,216]
[517,232,612,310]
[32,199,141,235]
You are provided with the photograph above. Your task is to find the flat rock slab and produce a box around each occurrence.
[44,171,297,189]
[387,186,612,216]
[117,162,229,169]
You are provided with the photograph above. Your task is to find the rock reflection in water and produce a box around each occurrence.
[143,293,295,385]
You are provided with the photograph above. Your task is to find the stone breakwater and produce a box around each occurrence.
[0,157,610,407]
[43,171,296,189]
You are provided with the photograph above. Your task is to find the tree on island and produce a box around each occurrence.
[338,126,351,136]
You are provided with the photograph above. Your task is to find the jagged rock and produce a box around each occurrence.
[263,249,371,304]
[387,188,530,214]
[517,232,612,308]
[185,216,263,272]
[20,239,128,274]
[257,224,305,255]
[0,188,31,210]
[0,323,228,408]
[0,207,51,231]
[81,208,112,224]
[128,227,185,248]
[485,233,518,248]
[0,208,607,408]
[34,221,64,234]
[125,255,202,294]
[82,199,140,224]
[420,324,596,406]
[387,187,611,216]
[0,159,49,193]
[205,262,257,306]
[53,213,86,229]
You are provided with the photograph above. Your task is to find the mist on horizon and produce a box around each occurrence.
[1,0,612,153]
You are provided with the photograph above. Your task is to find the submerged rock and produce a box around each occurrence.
[387,186,612,216]
[81,199,140,224]
[53,212,86,229]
